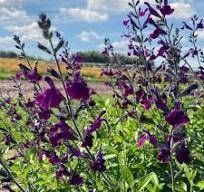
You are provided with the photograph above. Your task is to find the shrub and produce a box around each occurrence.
[0,1,204,191]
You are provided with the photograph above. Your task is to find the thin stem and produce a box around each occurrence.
[0,158,26,192]
[169,160,175,192]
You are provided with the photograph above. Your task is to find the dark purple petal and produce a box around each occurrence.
[81,133,93,148]
[149,135,158,146]
[39,110,51,120]
[165,109,190,127]
[49,153,60,165]
[160,5,174,16]
[56,165,69,180]
[137,134,149,148]
[175,143,190,164]
[157,145,170,163]
[91,150,106,172]
[35,77,64,110]
[66,71,90,101]
[26,67,42,83]
[155,96,169,113]
[69,172,83,186]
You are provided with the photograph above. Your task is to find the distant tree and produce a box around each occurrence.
[78,51,140,66]
[0,50,18,58]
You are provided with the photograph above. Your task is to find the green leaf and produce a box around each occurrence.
[120,164,134,186]
[137,172,158,191]
[196,180,204,190]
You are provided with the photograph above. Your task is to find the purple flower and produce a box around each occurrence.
[49,121,76,146]
[157,145,170,163]
[66,71,90,101]
[150,28,167,39]
[180,65,189,73]
[37,149,49,161]
[142,98,152,110]
[81,133,93,148]
[139,8,148,17]
[165,109,189,127]
[137,129,158,148]
[39,109,51,120]
[123,19,130,26]
[175,143,190,164]
[86,110,106,134]
[68,146,84,157]
[49,152,60,165]
[155,96,169,113]
[69,172,83,186]
[15,71,24,80]
[56,165,69,180]
[137,134,149,148]
[160,4,174,16]
[135,87,145,102]
[91,149,106,172]
[26,67,42,83]
[35,76,64,110]
[197,19,204,29]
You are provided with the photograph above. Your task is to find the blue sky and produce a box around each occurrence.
[0,0,204,61]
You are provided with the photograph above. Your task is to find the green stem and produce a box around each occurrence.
[169,160,175,192]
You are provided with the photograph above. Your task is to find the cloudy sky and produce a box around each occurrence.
[0,0,204,59]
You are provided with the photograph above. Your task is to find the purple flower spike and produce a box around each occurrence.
[86,110,106,134]
[66,71,90,101]
[69,172,83,186]
[35,76,64,110]
[157,145,170,163]
[91,149,106,172]
[165,109,189,127]
[175,143,190,164]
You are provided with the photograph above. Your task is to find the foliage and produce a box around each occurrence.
[0,0,204,192]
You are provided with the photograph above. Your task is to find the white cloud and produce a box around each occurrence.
[171,3,195,19]
[88,0,155,13]
[87,0,129,13]
[77,30,103,42]
[0,36,14,50]
[0,0,22,8]
[60,8,108,23]
[0,8,30,25]
[196,30,204,39]
[5,21,58,46]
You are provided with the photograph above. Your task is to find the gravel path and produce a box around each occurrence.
[0,80,112,97]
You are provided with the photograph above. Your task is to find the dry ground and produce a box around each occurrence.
[0,80,112,97]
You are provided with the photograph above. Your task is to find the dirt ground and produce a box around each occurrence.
[0,80,112,97]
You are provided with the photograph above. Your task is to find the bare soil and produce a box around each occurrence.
[0,80,112,97]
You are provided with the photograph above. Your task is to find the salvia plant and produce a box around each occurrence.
[0,0,204,191]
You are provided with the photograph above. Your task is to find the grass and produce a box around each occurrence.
[0,58,105,82]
